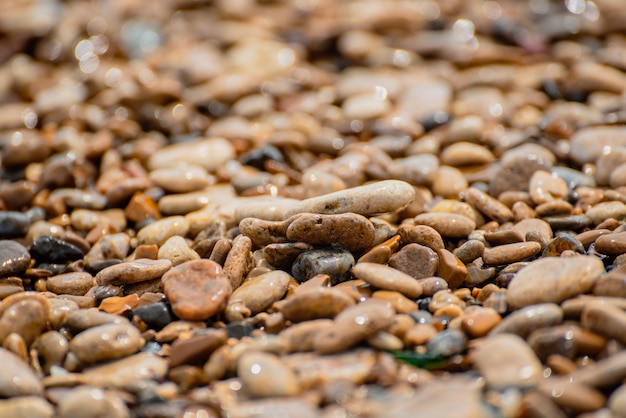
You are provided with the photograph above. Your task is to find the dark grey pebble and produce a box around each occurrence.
[30,235,85,264]
[291,247,354,285]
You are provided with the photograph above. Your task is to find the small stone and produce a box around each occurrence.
[436,249,469,290]
[225,270,291,322]
[46,272,95,296]
[464,187,513,224]
[30,235,84,264]
[81,353,168,389]
[372,290,417,314]
[472,334,542,389]
[538,378,607,413]
[426,328,467,357]
[529,170,569,205]
[0,212,31,238]
[595,231,626,256]
[489,303,563,338]
[169,329,227,367]
[157,236,200,266]
[461,307,501,338]
[0,294,49,345]
[56,386,130,418]
[98,294,140,315]
[489,144,555,197]
[431,165,468,198]
[609,383,626,417]
[95,258,172,286]
[286,213,375,253]
[582,304,626,346]
[223,235,252,289]
[482,242,542,265]
[0,348,42,396]
[162,259,232,321]
[148,137,235,172]
[586,201,626,225]
[507,256,605,308]
[0,240,31,277]
[342,91,391,120]
[387,243,439,281]
[238,351,300,398]
[137,216,190,246]
[570,126,626,165]
[0,397,53,418]
[149,164,211,193]
[453,240,485,264]
[528,324,606,361]
[414,213,475,238]
[440,142,495,167]
[69,323,143,364]
[292,247,355,285]
[133,302,174,331]
[351,262,423,298]
[397,224,444,251]
[280,287,355,322]
[33,331,69,373]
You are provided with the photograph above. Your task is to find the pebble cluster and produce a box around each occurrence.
[2,0,626,417]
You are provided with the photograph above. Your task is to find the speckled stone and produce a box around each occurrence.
[286,213,376,253]
[389,243,439,280]
[0,240,31,277]
[482,241,542,265]
[292,247,355,285]
[95,258,172,286]
[507,256,605,309]
[162,259,232,321]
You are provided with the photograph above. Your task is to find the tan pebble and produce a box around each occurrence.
[404,323,438,347]
[98,294,139,315]
[95,258,172,286]
[414,213,475,238]
[287,212,376,253]
[223,235,252,289]
[429,290,464,312]
[529,170,569,205]
[431,165,468,198]
[46,272,95,296]
[570,126,626,165]
[489,303,563,338]
[149,164,211,193]
[609,383,626,417]
[0,348,43,396]
[440,142,494,166]
[81,353,168,388]
[482,242,542,265]
[538,378,606,413]
[464,187,513,224]
[610,162,626,188]
[0,294,49,345]
[586,201,626,225]
[436,248,469,290]
[576,229,612,249]
[372,290,417,314]
[367,331,404,352]
[461,307,501,338]
[512,218,553,246]
[157,236,200,266]
[238,351,300,398]
[33,331,69,373]
[357,235,400,264]
[136,216,189,246]
[484,228,524,246]
[148,137,235,172]
[158,191,213,216]
[280,319,335,352]
[582,304,626,346]
[69,323,143,364]
[280,287,355,322]
[430,199,484,225]
[595,231,626,256]
[3,333,27,360]
[342,91,392,120]
[0,397,54,418]
[238,218,289,247]
[351,262,422,298]
[225,270,291,322]
[453,240,485,264]
[57,385,130,418]
[397,224,444,251]
[169,330,227,368]
[125,193,161,224]
[419,277,449,297]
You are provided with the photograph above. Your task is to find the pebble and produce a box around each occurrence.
[436,248,469,290]
[431,165,468,198]
[30,235,84,264]
[0,294,49,345]
[46,272,95,296]
[472,334,542,389]
[292,247,355,285]
[136,216,190,246]
[542,234,585,257]
[609,383,626,417]
[389,243,439,280]
[0,348,43,396]
[69,323,143,364]
[80,352,168,389]
[148,137,235,172]
[397,224,444,251]
[157,236,200,266]
[489,144,554,197]
[0,240,31,277]
[283,180,416,219]
[489,303,563,338]
[464,187,513,224]
[285,213,375,253]
[582,304,626,346]
[133,302,173,331]
[225,270,291,322]
[56,386,130,418]
[507,256,605,309]
[570,126,626,165]
[0,211,32,238]
[162,259,232,321]
[586,201,626,225]
[95,258,172,286]
[238,351,300,398]
[426,328,467,357]
[440,142,495,166]
[279,287,355,323]
[454,239,485,264]
[351,262,423,298]
[595,231,626,256]
[149,164,211,193]
[168,329,227,367]
[528,324,606,361]
[342,91,391,120]
[529,170,568,205]
[538,378,607,413]
[482,241,542,265]
[461,306,501,338]
[413,213,476,238]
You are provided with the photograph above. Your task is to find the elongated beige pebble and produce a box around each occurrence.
[351,262,423,298]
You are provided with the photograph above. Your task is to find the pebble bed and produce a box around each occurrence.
[1,0,626,417]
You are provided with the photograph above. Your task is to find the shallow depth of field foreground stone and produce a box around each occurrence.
[2,0,626,416]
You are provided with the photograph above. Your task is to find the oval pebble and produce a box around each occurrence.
[414,213,476,238]
[286,213,375,253]
[0,240,31,277]
[95,258,172,286]
[238,351,300,398]
[57,386,130,418]
[69,323,143,364]
[292,247,355,285]
[351,262,423,298]
[0,348,43,397]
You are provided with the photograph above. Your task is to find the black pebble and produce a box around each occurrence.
[226,321,254,339]
[134,302,174,331]
[30,235,85,264]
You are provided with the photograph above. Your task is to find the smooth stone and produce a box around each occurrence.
[609,383,626,417]
[389,243,438,280]
[284,180,415,219]
[81,353,168,389]
[464,187,513,224]
[342,91,391,120]
[280,319,335,352]
[454,239,485,264]
[313,300,395,354]
[473,334,542,389]
[542,234,585,257]
[149,164,211,193]
[226,399,318,418]
[222,234,252,289]
[238,217,290,247]
[286,213,375,253]
[162,259,232,321]
[594,265,626,297]
[70,209,127,232]
[538,378,606,413]
[586,201,626,225]
[489,144,555,197]
[238,351,300,398]
[436,248,469,290]
[0,240,31,277]
[0,211,31,238]
[63,310,130,334]
[46,272,95,296]
[397,224,444,251]
[95,258,172,286]
[414,213,475,238]
[56,386,130,418]
[489,303,563,338]
[0,348,43,396]
[430,199,483,226]
[529,170,568,205]
[461,307,501,338]
[158,191,212,216]
[133,302,173,331]
[570,126,626,165]
[595,231,626,256]
[0,295,48,345]
[136,216,190,246]
[280,287,355,322]
[263,242,313,269]
[512,218,553,246]
[440,142,494,166]
[392,154,439,185]
[69,323,143,364]
[225,270,291,322]
[426,328,467,357]
[30,235,84,264]
[292,247,355,285]
[431,165,468,198]
[351,262,423,298]
[169,329,227,367]
[34,331,69,373]
[582,304,626,346]
[157,236,200,266]
[148,137,235,172]
[482,242,542,265]
[507,256,605,309]
[528,324,606,361]
[567,351,626,389]
[0,397,54,418]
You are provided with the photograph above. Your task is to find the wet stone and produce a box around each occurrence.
[30,235,84,264]
[0,240,31,277]
[0,348,43,397]
[56,386,130,418]
[95,258,172,286]
[280,287,356,323]
[414,213,476,238]
[489,303,563,338]
[137,216,190,246]
[0,212,31,238]
[46,272,95,296]
[351,262,423,298]
[507,256,605,309]
[389,243,439,280]
[133,302,174,331]
[292,247,355,285]
[157,235,200,266]
[0,397,54,418]
[482,241,542,265]
[528,324,606,361]
[80,352,168,389]
[542,234,585,257]
[586,201,626,225]
[582,304,626,346]
[397,224,444,251]
[286,213,375,253]
[225,270,291,322]
[0,294,49,345]
[238,351,300,398]
[162,259,232,321]
[595,231,626,256]
[464,187,513,224]
[436,248,469,290]
[426,328,467,357]
[168,329,227,367]
[453,239,485,264]
[263,242,313,270]
[69,323,143,364]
